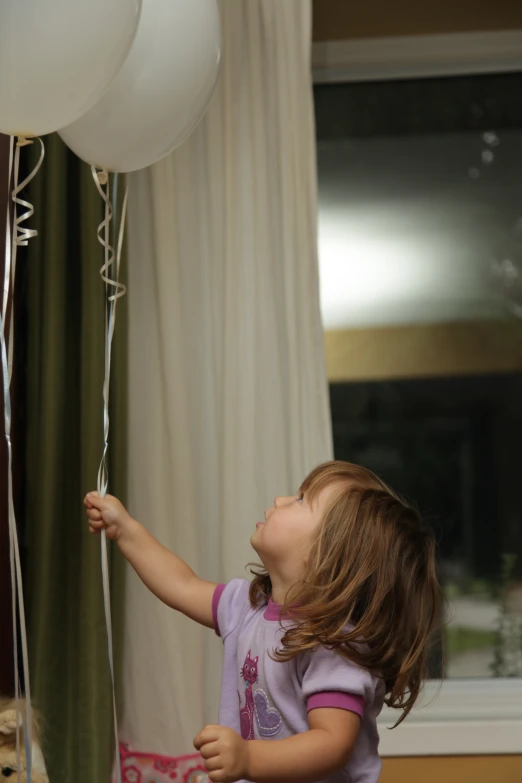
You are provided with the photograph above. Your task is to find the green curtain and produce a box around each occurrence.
[22,134,127,782]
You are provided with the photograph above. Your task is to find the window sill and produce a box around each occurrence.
[377,679,522,756]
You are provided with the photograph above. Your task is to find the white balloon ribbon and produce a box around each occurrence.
[2,134,45,783]
[91,165,128,783]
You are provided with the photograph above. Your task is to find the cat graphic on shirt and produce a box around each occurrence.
[238,650,283,740]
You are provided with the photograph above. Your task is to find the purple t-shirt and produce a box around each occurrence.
[213,579,384,783]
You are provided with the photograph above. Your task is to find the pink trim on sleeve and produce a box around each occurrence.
[212,583,226,637]
[307,691,365,718]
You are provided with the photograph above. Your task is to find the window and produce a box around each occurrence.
[315,41,522,754]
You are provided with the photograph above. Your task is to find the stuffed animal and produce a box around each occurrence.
[0,698,48,782]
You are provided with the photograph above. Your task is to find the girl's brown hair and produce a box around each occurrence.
[249,461,443,726]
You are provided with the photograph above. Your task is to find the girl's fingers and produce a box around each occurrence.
[84,491,100,509]
[86,492,106,536]
[203,757,222,772]
[199,742,220,760]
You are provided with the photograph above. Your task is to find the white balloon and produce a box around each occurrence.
[59,0,221,173]
[0,0,142,137]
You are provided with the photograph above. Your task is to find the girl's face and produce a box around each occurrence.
[251,483,341,588]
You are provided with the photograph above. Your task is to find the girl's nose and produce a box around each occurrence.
[274,496,292,508]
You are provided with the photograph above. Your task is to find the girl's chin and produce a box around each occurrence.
[250,532,264,556]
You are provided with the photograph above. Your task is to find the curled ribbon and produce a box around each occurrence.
[2,134,45,783]
[3,136,44,386]
[91,165,129,783]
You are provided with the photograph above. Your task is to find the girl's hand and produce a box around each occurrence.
[194,725,250,783]
[84,491,134,542]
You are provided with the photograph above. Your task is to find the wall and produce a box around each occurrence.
[313,0,522,41]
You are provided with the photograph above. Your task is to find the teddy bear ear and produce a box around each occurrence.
[0,711,19,738]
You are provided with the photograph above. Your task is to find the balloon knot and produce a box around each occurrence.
[16,135,34,147]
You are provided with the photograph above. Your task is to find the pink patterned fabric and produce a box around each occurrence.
[113,743,210,783]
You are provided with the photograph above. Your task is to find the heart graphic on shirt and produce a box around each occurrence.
[253,688,283,737]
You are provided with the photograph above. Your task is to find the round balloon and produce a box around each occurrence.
[0,0,142,137]
[58,0,221,173]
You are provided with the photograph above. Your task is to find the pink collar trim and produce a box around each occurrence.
[263,598,285,621]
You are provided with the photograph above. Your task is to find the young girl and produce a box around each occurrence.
[85,460,441,783]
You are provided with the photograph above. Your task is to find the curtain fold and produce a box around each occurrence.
[123,0,332,756]
[22,134,127,783]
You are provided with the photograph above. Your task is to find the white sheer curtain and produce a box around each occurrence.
[122,0,332,756]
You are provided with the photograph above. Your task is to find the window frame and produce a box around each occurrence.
[312,29,522,84]
[377,679,522,755]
